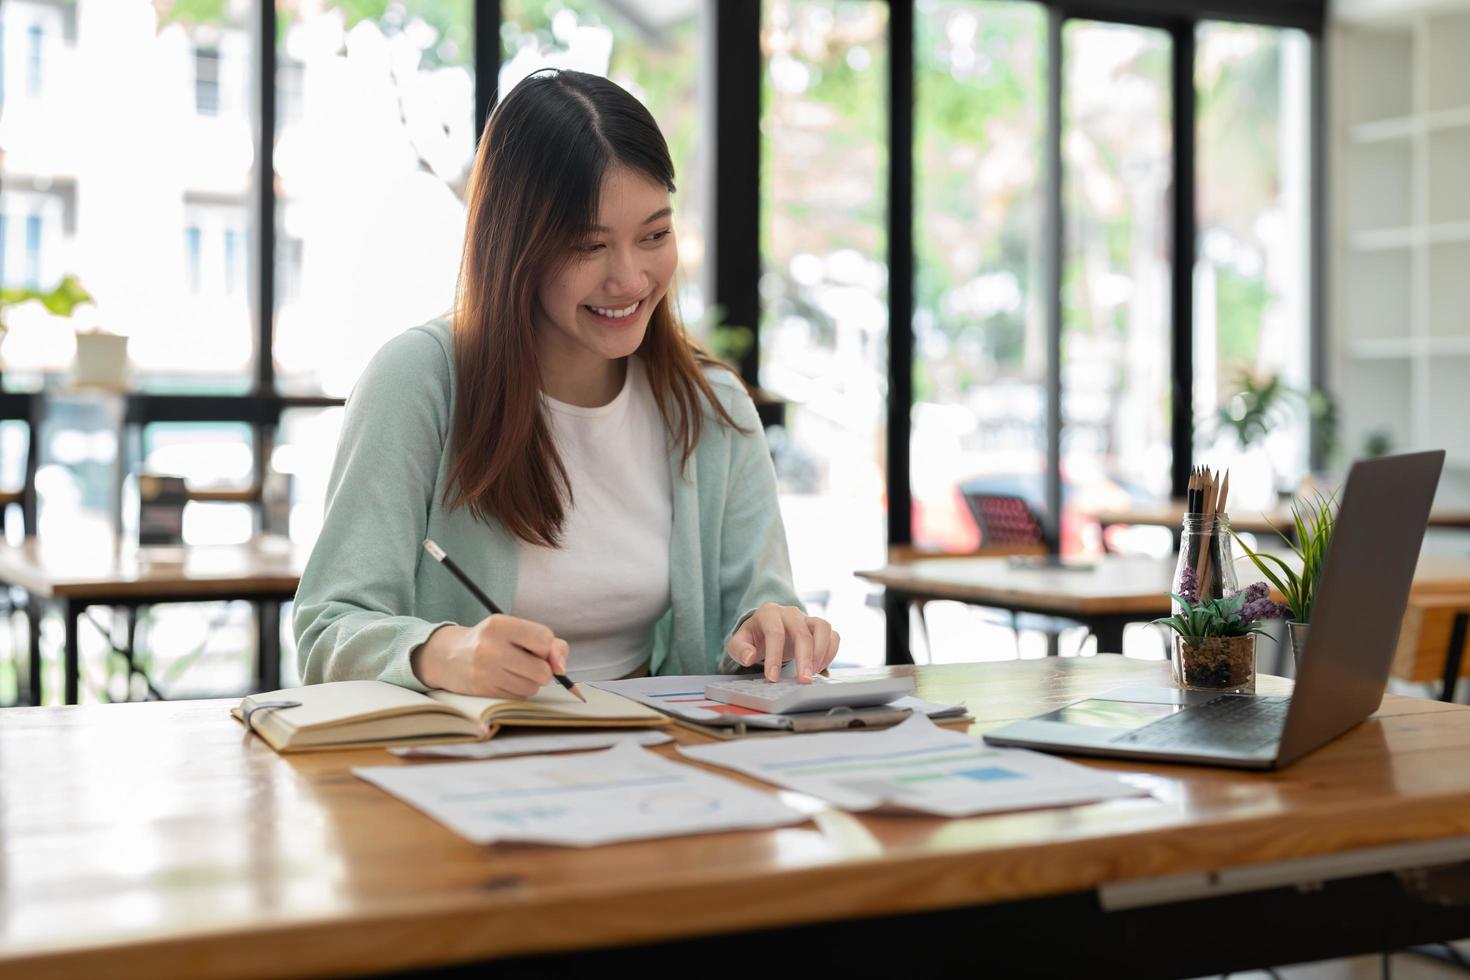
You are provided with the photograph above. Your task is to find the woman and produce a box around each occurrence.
[294,69,839,699]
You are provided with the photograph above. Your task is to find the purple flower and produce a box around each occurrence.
[1237,589,1289,624]
[1177,565,1200,605]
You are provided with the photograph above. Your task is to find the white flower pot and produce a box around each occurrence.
[73,330,130,390]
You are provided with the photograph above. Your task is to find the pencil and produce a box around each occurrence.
[422,539,586,703]
[1194,468,1217,596]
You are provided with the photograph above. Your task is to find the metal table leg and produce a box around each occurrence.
[256,600,281,691]
[1440,612,1468,703]
[883,591,913,666]
[1089,616,1129,656]
[25,590,41,707]
[64,599,80,705]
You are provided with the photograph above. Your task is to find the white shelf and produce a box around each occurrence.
[1345,337,1470,359]
[1428,220,1470,242]
[1426,337,1470,355]
[1429,105,1470,130]
[1348,221,1470,250]
[1349,226,1418,250]
[1350,114,1417,142]
[1332,6,1470,505]
[1349,105,1470,142]
[1346,338,1415,358]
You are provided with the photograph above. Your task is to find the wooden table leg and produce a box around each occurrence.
[64,600,80,706]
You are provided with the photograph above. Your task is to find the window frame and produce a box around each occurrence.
[153,0,1324,663]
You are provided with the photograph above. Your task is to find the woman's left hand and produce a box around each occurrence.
[725,603,841,683]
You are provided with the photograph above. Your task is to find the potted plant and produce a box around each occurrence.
[1154,570,1288,692]
[0,275,98,382]
[1233,492,1337,667]
[0,275,128,388]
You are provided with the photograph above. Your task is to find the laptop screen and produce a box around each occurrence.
[1037,699,1184,730]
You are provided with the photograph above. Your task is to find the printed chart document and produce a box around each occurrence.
[592,673,969,734]
[678,715,1148,817]
[354,742,805,847]
[390,729,673,759]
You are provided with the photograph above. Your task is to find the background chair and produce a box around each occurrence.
[103,397,294,699]
[886,490,1087,662]
[962,491,1052,551]
[1391,592,1470,703]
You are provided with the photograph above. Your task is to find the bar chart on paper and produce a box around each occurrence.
[679,716,1149,817]
[353,742,806,846]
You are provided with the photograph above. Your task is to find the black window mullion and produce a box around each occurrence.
[251,1,276,397]
[475,0,503,138]
[887,0,914,553]
[1044,7,1065,554]
[883,0,915,665]
[1170,22,1196,499]
[712,0,762,388]
[1309,32,1327,472]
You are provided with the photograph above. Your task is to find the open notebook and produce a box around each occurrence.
[232,680,669,753]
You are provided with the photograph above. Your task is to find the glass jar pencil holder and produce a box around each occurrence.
[1172,515,1238,609]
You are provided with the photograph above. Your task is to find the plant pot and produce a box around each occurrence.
[73,330,129,390]
[1173,634,1256,693]
[1288,621,1309,670]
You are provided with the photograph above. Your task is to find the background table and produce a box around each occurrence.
[0,535,307,705]
[1090,500,1470,549]
[858,552,1470,662]
[3,657,1470,977]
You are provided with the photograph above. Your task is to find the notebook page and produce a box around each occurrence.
[428,683,665,724]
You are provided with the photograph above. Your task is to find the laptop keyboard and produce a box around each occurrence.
[1113,696,1290,754]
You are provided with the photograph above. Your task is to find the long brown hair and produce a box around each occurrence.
[447,69,744,547]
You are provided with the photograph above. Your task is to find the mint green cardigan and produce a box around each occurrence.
[293,319,802,690]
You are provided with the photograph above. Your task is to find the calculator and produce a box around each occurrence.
[702,675,915,715]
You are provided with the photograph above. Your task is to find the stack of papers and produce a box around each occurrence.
[679,715,1148,817]
[591,674,969,734]
[390,729,673,759]
[354,742,805,847]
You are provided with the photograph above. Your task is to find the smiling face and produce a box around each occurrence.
[533,165,678,404]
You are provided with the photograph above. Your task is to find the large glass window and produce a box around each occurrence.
[913,0,1047,554]
[194,46,221,116]
[1195,22,1313,508]
[26,24,44,96]
[0,3,256,390]
[761,0,889,666]
[272,1,475,398]
[500,0,710,327]
[1061,20,1173,556]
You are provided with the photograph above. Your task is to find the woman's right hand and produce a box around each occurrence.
[411,614,570,699]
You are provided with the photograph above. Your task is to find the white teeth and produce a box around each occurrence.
[589,300,639,318]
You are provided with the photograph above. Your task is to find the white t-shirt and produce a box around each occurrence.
[510,357,673,681]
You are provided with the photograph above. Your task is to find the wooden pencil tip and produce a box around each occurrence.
[570,684,587,704]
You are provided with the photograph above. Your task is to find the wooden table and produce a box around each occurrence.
[1392,591,1470,701]
[0,535,307,705]
[3,658,1470,977]
[1091,500,1470,546]
[858,552,1470,662]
